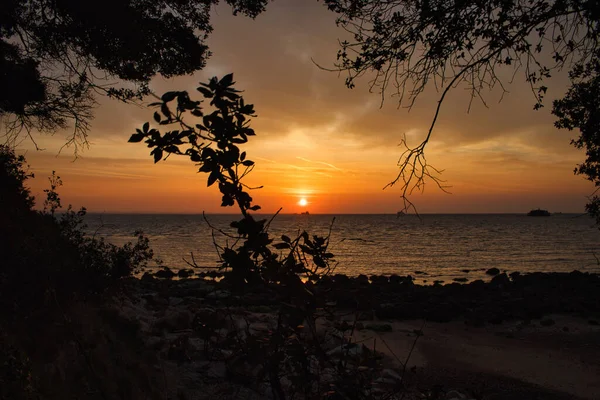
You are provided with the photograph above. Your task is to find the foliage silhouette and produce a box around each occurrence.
[0,145,154,319]
[324,0,600,216]
[132,76,409,399]
[130,74,337,285]
[1,0,268,151]
[553,53,600,225]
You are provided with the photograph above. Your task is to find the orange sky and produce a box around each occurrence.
[12,0,595,214]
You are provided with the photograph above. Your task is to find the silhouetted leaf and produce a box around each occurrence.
[207,171,219,187]
[197,87,213,98]
[142,122,149,133]
[219,73,234,87]
[281,235,291,243]
[128,132,145,143]
[249,205,261,211]
[153,112,161,123]
[161,91,178,102]
[152,149,163,163]
[242,160,254,167]
[161,103,171,118]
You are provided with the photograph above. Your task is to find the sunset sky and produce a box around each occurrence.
[14,0,595,214]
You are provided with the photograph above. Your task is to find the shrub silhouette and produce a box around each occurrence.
[0,145,154,320]
[130,74,335,286]
[132,75,405,399]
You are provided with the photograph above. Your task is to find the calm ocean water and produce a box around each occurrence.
[84,213,600,283]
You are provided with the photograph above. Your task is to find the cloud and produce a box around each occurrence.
[296,157,343,171]
[12,0,592,213]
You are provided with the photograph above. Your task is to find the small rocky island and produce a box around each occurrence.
[527,208,551,216]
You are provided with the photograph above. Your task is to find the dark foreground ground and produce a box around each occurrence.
[11,271,600,399]
[122,270,600,399]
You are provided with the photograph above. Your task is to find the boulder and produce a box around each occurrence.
[490,273,511,288]
[155,267,176,279]
[177,269,194,278]
[486,267,500,276]
[370,275,389,285]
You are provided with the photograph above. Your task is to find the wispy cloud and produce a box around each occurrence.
[296,156,343,171]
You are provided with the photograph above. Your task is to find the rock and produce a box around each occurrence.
[141,272,155,282]
[414,270,428,275]
[370,275,389,285]
[509,271,521,280]
[380,368,402,382]
[486,267,500,276]
[143,293,169,308]
[453,277,468,283]
[206,290,231,300]
[333,274,351,285]
[206,362,227,379]
[490,273,511,288]
[155,267,176,279]
[167,335,190,362]
[389,274,402,284]
[177,269,194,278]
[461,269,470,273]
[357,310,374,321]
[356,274,369,285]
[169,297,185,307]
[468,279,485,288]
[155,310,193,332]
[146,336,165,350]
[373,369,402,388]
[327,343,367,358]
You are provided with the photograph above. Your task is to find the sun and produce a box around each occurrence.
[298,198,308,207]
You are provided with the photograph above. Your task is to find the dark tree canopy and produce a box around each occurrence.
[0,0,268,149]
[553,56,600,223]
[324,0,599,213]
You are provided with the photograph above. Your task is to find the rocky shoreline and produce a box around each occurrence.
[96,269,600,399]
[143,269,600,324]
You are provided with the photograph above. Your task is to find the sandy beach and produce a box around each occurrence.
[350,316,600,399]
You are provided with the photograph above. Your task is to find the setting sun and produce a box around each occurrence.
[298,198,308,207]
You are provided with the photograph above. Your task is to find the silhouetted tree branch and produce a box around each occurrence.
[323,0,599,213]
[0,0,269,153]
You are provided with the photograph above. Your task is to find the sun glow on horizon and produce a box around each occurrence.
[298,198,308,207]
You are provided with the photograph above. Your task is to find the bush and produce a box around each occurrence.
[0,145,154,321]
[131,75,407,400]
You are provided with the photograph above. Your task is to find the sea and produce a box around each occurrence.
[84,213,600,283]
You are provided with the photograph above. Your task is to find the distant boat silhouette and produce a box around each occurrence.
[527,208,551,216]
[301,211,310,215]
